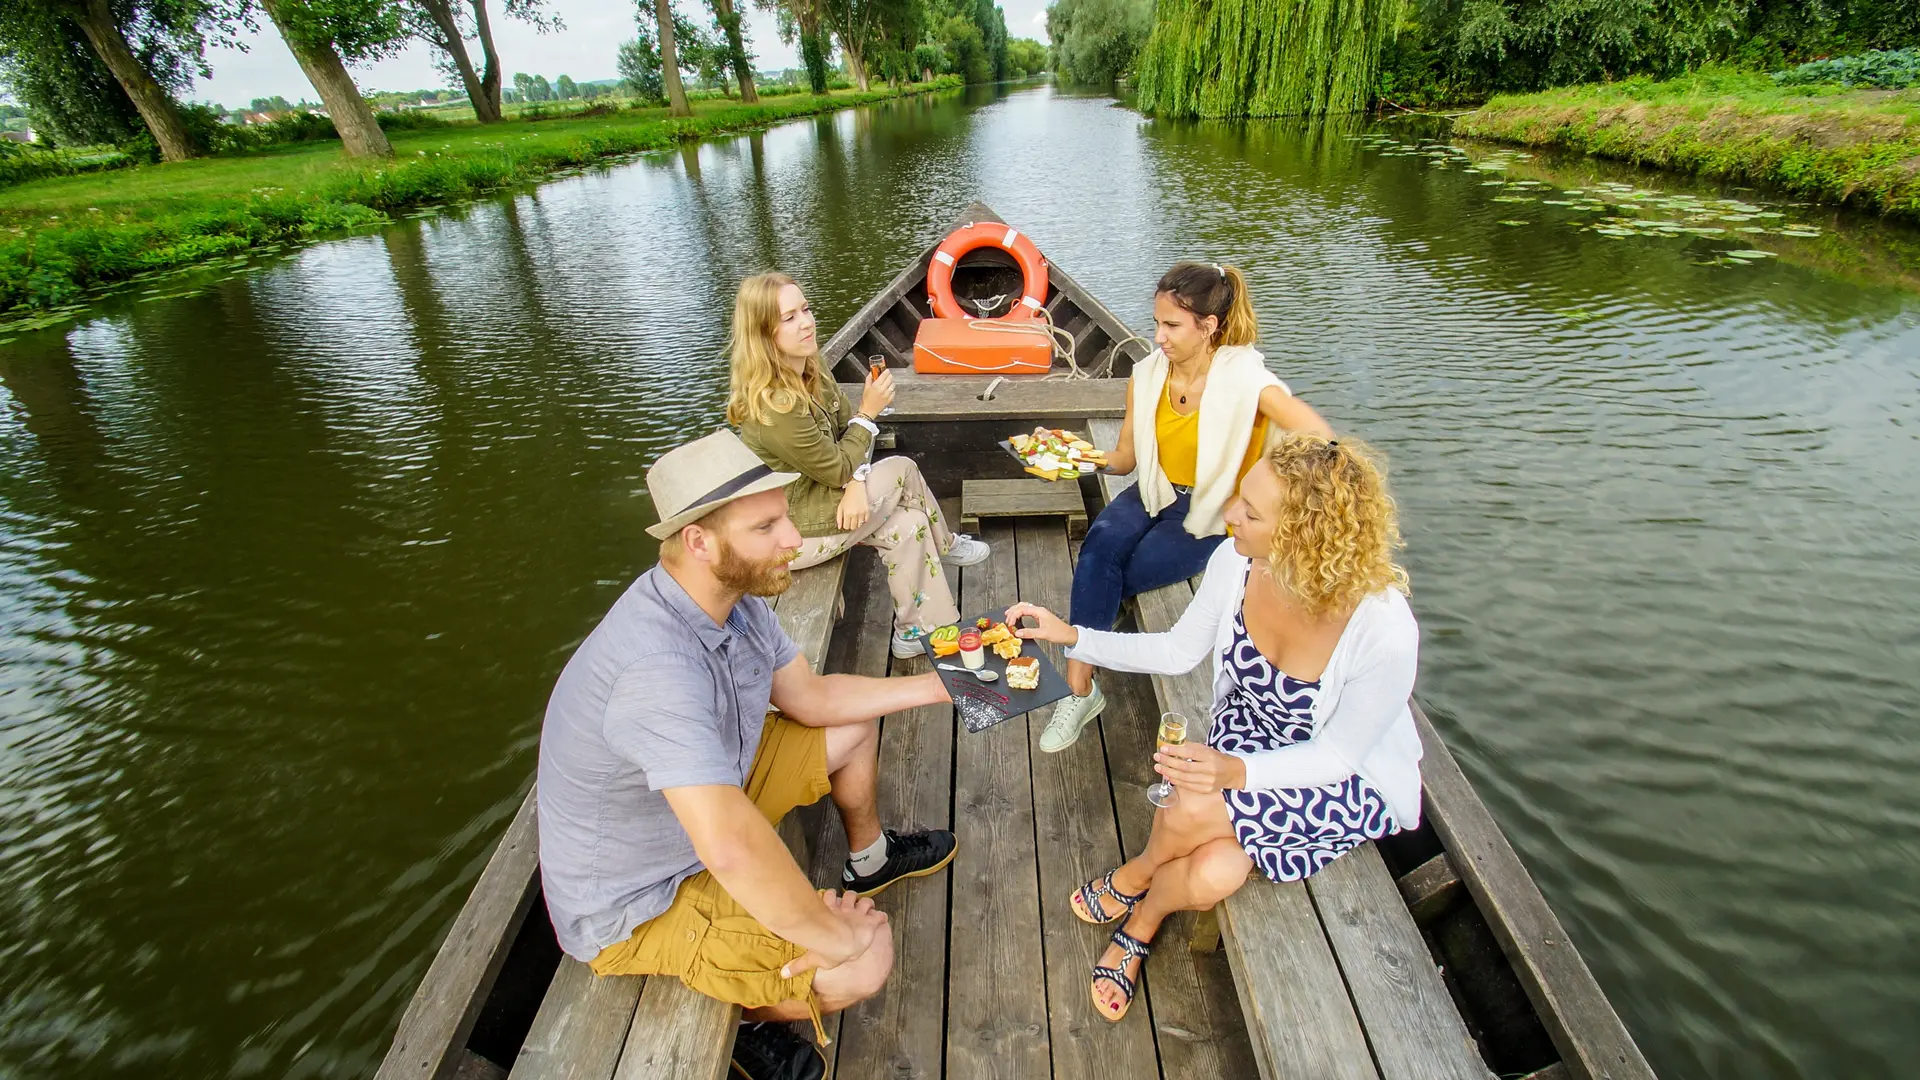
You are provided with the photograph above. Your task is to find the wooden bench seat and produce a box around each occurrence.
[507,555,853,1080]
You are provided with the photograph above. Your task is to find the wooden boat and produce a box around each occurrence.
[376,203,1655,1080]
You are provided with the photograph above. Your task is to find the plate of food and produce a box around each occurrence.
[999,427,1107,482]
[924,610,1073,732]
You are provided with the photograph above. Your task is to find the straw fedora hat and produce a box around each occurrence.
[645,429,799,540]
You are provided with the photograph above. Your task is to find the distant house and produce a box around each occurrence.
[0,129,34,144]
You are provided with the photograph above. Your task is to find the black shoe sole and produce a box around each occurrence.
[850,840,959,898]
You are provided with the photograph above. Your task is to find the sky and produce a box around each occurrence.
[189,0,1053,110]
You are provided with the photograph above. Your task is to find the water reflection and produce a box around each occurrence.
[1,85,1917,1080]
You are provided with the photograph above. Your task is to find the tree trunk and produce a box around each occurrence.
[841,35,869,92]
[419,0,500,122]
[69,0,196,161]
[261,0,393,157]
[655,0,692,116]
[709,0,758,103]
[468,0,503,119]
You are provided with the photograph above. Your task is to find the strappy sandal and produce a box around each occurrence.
[1090,926,1152,1022]
[1069,869,1146,926]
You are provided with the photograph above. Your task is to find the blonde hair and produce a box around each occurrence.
[1258,432,1409,619]
[1156,261,1258,347]
[725,272,830,427]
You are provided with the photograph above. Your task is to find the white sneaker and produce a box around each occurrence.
[944,534,990,567]
[891,627,926,659]
[1039,682,1106,753]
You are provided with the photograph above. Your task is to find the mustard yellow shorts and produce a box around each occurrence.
[590,713,832,1036]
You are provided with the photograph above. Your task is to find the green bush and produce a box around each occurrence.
[0,142,131,186]
[376,109,453,131]
[1774,48,1920,88]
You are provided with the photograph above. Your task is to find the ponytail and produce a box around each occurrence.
[1217,265,1257,347]
[1155,261,1259,347]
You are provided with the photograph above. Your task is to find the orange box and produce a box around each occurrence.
[912,318,1052,376]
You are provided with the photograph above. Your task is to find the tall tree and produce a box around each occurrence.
[0,0,220,160]
[704,0,758,100]
[637,0,692,114]
[0,13,143,146]
[820,0,887,89]
[403,0,512,122]
[555,71,576,97]
[260,0,402,156]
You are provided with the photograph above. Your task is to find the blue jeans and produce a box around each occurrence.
[1069,485,1220,633]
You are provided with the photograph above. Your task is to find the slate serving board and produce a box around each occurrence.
[927,608,1074,732]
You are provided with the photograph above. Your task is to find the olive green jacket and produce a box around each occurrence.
[737,385,874,538]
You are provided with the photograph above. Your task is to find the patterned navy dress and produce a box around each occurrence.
[1208,599,1399,882]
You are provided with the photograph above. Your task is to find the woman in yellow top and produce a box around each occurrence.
[1039,261,1333,754]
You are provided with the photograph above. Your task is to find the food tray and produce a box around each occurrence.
[926,608,1074,732]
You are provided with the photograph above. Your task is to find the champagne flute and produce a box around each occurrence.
[1147,712,1188,808]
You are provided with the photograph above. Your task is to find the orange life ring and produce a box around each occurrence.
[926,222,1049,321]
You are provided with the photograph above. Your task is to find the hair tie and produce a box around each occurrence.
[1212,262,1224,277]
[1327,439,1338,447]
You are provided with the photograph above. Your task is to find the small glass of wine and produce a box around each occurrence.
[868,355,895,416]
[1148,712,1188,808]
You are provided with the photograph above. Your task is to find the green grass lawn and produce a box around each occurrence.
[3,92,867,222]
[0,81,956,315]
[1456,69,1920,219]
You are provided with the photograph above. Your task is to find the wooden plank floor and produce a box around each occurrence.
[798,519,1258,1080]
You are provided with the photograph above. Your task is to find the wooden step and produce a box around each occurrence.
[958,477,1088,538]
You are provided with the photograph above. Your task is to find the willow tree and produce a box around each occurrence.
[1135,0,1405,117]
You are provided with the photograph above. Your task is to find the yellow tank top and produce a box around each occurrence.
[1154,386,1269,489]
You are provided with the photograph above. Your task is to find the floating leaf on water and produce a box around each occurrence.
[1726,249,1777,258]
[1685,227,1727,236]
[1498,219,1531,226]
[1737,226,1768,234]
[1481,180,1509,186]
[1492,196,1538,202]
[1542,199,1575,205]
[1753,212,1784,219]
[0,337,13,345]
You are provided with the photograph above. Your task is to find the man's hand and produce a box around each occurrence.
[780,889,888,978]
[1154,743,1247,794]
[836,481,870,532]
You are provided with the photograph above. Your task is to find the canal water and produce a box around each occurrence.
[1,84,1916,1079]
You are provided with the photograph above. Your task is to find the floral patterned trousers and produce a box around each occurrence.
[790,456,961,634]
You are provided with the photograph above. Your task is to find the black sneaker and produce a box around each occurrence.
[841,828,959,897]
[730,1021,824,1080]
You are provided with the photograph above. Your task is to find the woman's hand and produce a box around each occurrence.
[836,481,870,532]
[1004,602,1078,647]
[858,367,895,418]
[1154,743,1247,795]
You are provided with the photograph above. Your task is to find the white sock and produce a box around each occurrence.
[848,833,888,875]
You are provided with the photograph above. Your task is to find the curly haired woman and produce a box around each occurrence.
[1006,432,1420,1023]
[729,272,989,658]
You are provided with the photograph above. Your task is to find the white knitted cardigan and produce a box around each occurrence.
[1128,344,1285,538]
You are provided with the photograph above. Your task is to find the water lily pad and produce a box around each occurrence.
[1493,196,1538,202]
[1499,219,1531,226]
[1726,249,1777,258]
[1542,199,1575,205]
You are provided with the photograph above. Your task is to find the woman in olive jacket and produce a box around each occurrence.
[728,272,990,657]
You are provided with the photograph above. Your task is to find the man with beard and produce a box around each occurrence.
[537,429,956,1079]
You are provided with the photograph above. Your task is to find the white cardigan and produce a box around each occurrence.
[1129,345,1285,538]
[1065,540,1425,827]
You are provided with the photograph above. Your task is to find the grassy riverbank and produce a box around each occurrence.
[1454,69,1920,220]
[0,80,957,317]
